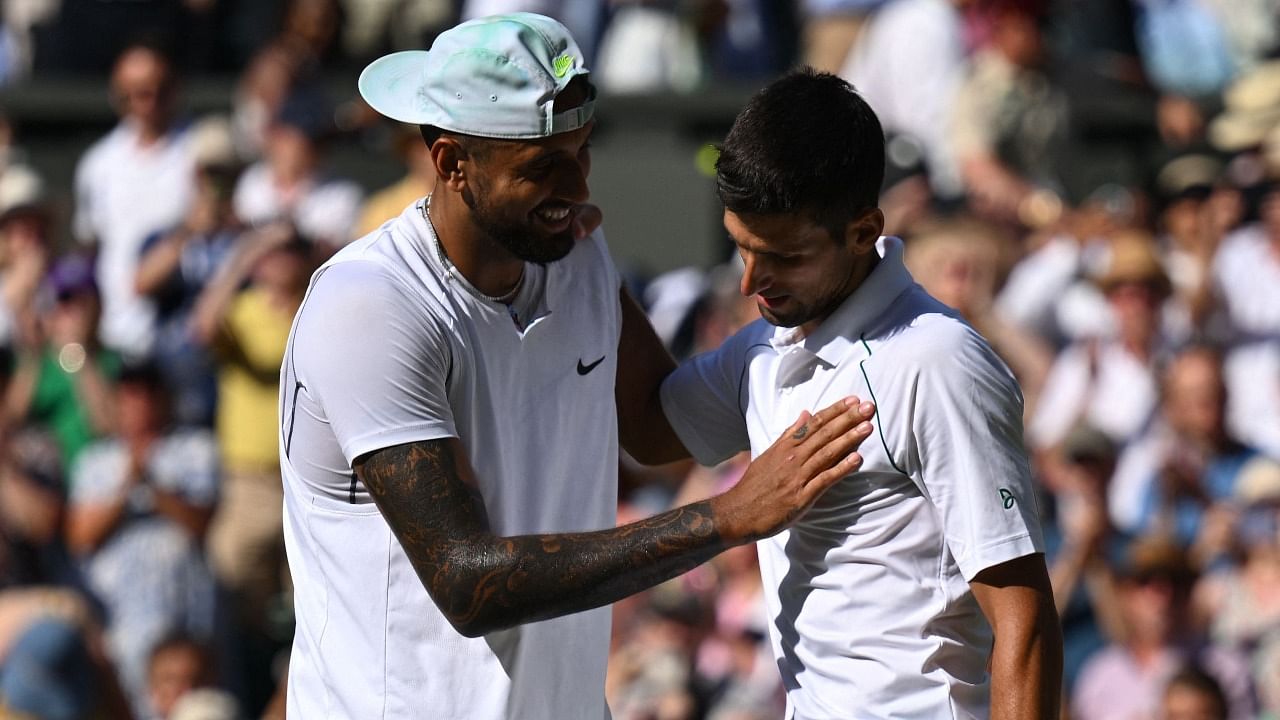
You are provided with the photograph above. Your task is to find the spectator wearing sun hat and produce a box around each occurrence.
[1029,231,1178,452]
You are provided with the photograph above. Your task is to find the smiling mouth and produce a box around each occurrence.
[758,294,788,308]
[534,204,573,229]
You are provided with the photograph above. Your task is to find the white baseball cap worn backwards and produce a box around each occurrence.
[358,12,594,139]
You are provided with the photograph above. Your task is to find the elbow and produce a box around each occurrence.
[449,617,495,639]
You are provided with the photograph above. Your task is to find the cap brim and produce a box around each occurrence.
[359,50,433,124]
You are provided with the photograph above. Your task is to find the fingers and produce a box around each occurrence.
[790,398,874,454]
[802,420,874,478]
[784,397,855,444]
[803,450,866,499]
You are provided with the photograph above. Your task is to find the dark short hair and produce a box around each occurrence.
[716,67,885,237]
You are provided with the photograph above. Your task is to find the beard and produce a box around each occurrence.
[463,186,575,265]
[757,292,844,329]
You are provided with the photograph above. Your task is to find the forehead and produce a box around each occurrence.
[114,50,168,85]
[723,209,829,252]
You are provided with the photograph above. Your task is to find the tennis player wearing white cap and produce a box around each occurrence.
[279,13,875,718]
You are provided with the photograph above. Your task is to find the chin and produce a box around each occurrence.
[512,231,575,265]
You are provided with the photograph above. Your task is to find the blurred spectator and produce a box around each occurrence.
[0,0,60,84]
[841,0,966,197]
[1153,154,1231,338]
[136,117,247,428]
[65,362,219,716]
[0,588,131,719]
[694,545,781,720]
[231,88,362,253]
[950,0,1068,225]
[1131,0,1233,101]
[232,41,310,160]
[463,0,603,63]
[146,631,217,720]
[1108,347,1255,558]
[192,229,310,714]
[1041,425,1123,692]
[73,41,198,359]
[595,1,704,94]
[1211,176,1280,343]
[0,165,53,353]
[1028,231,1174,450]
[355,125,435,238]
[904,215,1054,415]
[1212,104,1280,457]
[168,687,241,720]
[1072,535,1256,720]
[1194,457,1280,717]
[1159,665,1229,720]
[0,429,74,589]
[336,0,454,61]
[0,616,95,720]
[3,255,119,467]
[607,583,708,720]
[799,0,887,74]
[992,205,1125,347]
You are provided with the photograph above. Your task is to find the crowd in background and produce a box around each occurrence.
[0,0,1279,718]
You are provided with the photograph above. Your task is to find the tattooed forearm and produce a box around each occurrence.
[356,439,727,638]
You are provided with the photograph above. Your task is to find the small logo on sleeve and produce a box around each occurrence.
[999,488,1017,510]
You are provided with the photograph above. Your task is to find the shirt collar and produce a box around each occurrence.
[769,236,914,367]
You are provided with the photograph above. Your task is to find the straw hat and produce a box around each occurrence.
[1093,231,1172,296]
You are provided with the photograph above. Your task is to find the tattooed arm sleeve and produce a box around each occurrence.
[354,437,726,638]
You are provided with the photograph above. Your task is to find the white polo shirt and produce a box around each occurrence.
[73,120,198,357]
[661,236,1044,720]
[280,201,620,719]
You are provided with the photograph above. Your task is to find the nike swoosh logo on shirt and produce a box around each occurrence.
[577,356,605,375]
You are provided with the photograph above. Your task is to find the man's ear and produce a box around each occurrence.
[844,208,885,254]
[430,137,471,193]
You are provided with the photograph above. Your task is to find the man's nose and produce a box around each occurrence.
[740,255,770,297]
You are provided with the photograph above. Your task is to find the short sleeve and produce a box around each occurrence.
[659,326,763,466]
[910,324,1045,581]
[291,260,456,465]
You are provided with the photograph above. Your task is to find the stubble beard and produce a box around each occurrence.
[462,186,575,265]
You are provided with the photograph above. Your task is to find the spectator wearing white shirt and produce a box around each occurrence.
[232,89,362,256]
[1029,231,1176,451]
[73,42,198,359]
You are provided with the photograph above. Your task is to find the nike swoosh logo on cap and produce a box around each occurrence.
[577,356,605,375]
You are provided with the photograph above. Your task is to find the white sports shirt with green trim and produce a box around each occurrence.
[279,201,619,719]
[660,236,1045,720]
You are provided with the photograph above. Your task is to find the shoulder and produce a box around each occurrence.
[76,127,128,178]
[302,256,424,320]
[883,297,1017,386]
[892,293,987,362]
[562,228,615,273]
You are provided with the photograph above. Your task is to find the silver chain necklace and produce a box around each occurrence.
[422,193,525,305]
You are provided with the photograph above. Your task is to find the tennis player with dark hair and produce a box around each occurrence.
[658,68,1064,719]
